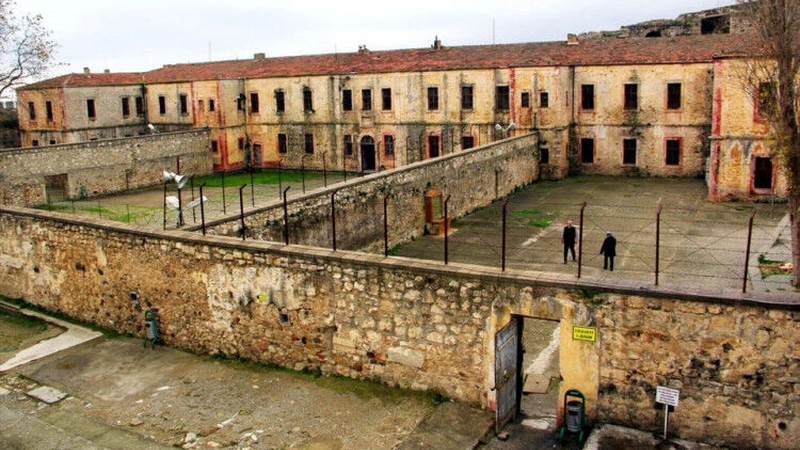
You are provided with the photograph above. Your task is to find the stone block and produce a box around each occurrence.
[387,346,425,369]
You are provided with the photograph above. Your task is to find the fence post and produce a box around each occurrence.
[98,201,102,218]
[301,155,307,193]
[199,183,206,235]
[743,210,756,293]
[71,200,76,214]
[283,186,291,245]
[221,171,227,215]
[163,182,168,230]
[444,194,451,264]
[238,184,247,241]
[126,204,131,224]
[343,146,347,182]
[176,155,183,227]
[655,198,663,286]
[190,175,196,223]
[331,190,338,251]
[502,198,509,271]
[250,167,255,207]
[384,194,390,257]
[577,201,586,278]
[278,160,283,200]
[322,152,328,187]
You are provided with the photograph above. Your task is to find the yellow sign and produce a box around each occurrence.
[572,326,597,342]
[256,294,268,303]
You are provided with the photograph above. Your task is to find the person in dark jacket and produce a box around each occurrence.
[561,220,577,264]
[600,231,617,271]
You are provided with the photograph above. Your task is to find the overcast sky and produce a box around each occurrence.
[20,0,736,78]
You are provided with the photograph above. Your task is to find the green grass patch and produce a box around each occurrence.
[387,245,401,256]
[34,203,159,224]
[758,255,793,279]
[529,218,551,228]
[512,208,542,217]
[0,295,124,338]
[0,308,48,331]
[193,169,323,187]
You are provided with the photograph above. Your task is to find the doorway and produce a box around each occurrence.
[360,136,376,172]
[753,156,773,191]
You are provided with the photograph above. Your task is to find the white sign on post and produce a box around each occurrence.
[656,386,680,440]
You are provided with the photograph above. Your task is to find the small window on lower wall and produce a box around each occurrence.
[32,139,39,147]
[540,148,549,164]
[304,133,314,154]
[461,135,475,149]
[666,139,681,166]
[344,135,353,155]
[211,140,218,153]
[278,134,287,154]
[623,139,637,165]
[580,138,594,164]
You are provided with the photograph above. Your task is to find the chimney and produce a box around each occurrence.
[83,67,91,74]
[103,69,110,73]
[253,52,265,60]
[567,34,579,45]
[432,36,442,49]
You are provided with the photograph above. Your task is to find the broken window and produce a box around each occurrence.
[303,88,313,112]
[46,100,54,121]
[304,133,314,153]
[382,88,392,111]
[521,92,530,108]
[540,148,549,164]
[495,85,510,110]
[278,133,287,154]
[208,98,215,112]
[428,135,440,158]
[158,95,166,115]
[580,138,594,163]
[384,135,394,156]
[275,90,285,113]
[135,96,144,116]
[86,99,96,119]
[121,97,130,117]
[666,139,681,165]
[344,135,353,155]
[624,84,638,110]
[342,89,352,111]
[362,89,372,111]
[754,157,773,190]
[427,87,439,110]
[623,139,637,165]
[461,136,475,149]
[250,93,259,113]
[581,84,594,110]
[667,83,682,110]
[179,94,188,115]
[27,101,35,120]
[461,85,473,110]
[540,92,549,108]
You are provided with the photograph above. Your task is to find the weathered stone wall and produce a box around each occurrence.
[0,207,797,449]
[197,133,539,252]
[0,129,212,207]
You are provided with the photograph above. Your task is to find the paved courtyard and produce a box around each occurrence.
[396,176,794,299]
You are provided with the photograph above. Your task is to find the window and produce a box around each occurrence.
[238,137,245,150]
[428,135,440,158]
[32,139,39,147]
[49,139,56,145]
[540,92,549,108]
[275,90,285,113]
[135,96,144,116]
[211,140,218,153]
[304,133,314,153]
[344,135,353,155]
[427,87,439,110]
[46,100,53,121]
[197,99,204,112]
[461,136,475,149]
[461,85,473,110]
[381,88,391,111]
[540,148,550,164]
[237,96,245,111]
[384,135,394,156]
[361,89,372,111]
[278,133,287,154]
[667,83,682,110]
[754,157,773,190]
[666,139,681,165]
[250,93,259,113]
[581,84,594,110]
[179,94,188,115]
[521,92,530,108]
[342,89,352,111]
[623,139,637,165]
[757,82,776,119]
[624,84,638,110]
[158,95,166,115]
[495,85,510,110]
[208,98,215,112]
[580,138,594,163]
[28,101,35,120]
[303,88,313,112]
[121,97,130,117]
[86,99,96,119]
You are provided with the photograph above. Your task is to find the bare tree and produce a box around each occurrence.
[737,0,800,286]
[0,0,56,98]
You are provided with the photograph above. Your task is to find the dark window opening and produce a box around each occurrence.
[28,102,35,120]
[179,94,188,115]
[624,84,638,110]
[250,92,259,113]
[462,136,475,149]
[278,133,287,154]
[304,133,314,153]
[384,135,394,156]
[540,92,549,108]
[754,157,773,190]
[495,85,510,110]
[540,148,549,164]
[667,83,682,110]
[428,135,440,158]
[46,100,53,121]
[461,85,473,110]
[580,138,594,163]
[645,30,662,37]
[521,92,530,108]
[344,135,353,155]
[86,99,96,119]
[303,89,313,112]
[211,140,218,153]
[135,96,144,116]
[238,137,245,150]
[623,139,637,165]
[342,89,352,111]
[361,89,372,111]
[427,87,439,110]
[581,84,594,110]
[208,98,215,112]
[158,96,166,115]
[666,139,681,166]
[32,139,39,147]
[701,15,730,35]
[121,97,130,117]
[275,90,285,113]
[49,139,56,145]
[381,88,392,110]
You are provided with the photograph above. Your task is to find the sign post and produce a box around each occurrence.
[655,386,679,441]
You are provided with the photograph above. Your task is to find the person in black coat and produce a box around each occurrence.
[561,220,577,264]
[600,231,617,271]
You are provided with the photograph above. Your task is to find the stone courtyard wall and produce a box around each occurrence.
[0,207,797,449]
[0,129,212,207]
[195,133,539,252]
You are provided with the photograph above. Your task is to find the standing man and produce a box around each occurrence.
[600,231,617,271]
[562,220,577,264]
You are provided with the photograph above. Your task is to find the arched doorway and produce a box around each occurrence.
[360,136,376,172]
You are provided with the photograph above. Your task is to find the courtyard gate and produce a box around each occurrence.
[494,318,519,432]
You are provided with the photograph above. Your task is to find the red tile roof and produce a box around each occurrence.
[20,34,759,89]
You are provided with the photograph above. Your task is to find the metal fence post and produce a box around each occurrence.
[322,151,328,187]
[98,201,102,218]
[331,190,338,251]
[384,194,390,257]
[176,155,183,226]
[190,175,196,223]
[343,146,347,182]
[444,194,451,264]
[283,186,291,245]
[239,184,247,241]
[577,201,586,278]
[250,167,255,207]
[502,198,509,271]
[655,199,663,286]
[221,171,227,215]
[301,155,307,193]
[162,182,168,230]
[126,204,131,224]
[743,210,756,293]
[199,183,206,235]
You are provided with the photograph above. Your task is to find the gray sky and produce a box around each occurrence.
[20,0,736,77]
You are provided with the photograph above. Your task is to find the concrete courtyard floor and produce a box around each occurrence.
[395,176,795,300]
